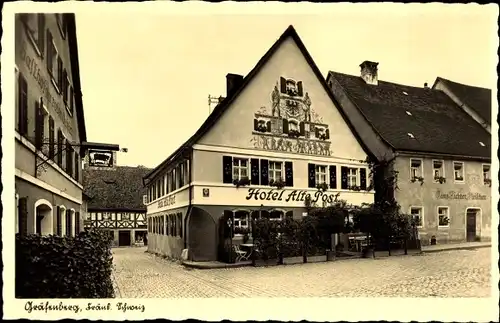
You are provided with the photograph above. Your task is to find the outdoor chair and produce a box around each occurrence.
[233,244,249,262]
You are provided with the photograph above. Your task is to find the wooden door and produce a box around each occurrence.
[118,230,131,246]
[466,210,477,242]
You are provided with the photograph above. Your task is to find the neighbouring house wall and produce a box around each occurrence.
[394,156,491,244]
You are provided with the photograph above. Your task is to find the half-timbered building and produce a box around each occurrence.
[83,161,150,246]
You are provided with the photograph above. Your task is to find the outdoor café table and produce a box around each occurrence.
[240,243,254,260]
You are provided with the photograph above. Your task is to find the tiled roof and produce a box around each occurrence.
[83,166,151,210]
[328,71,491,159]
[143,25,373,182]
[434,77,492,125]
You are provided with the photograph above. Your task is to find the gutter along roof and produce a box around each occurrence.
[143,25,374,184]
[328,71,491,160]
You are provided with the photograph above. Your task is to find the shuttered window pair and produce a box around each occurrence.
[308,164,367,190]
[223,156,294,187]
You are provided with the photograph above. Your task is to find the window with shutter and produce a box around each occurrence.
[48,117,55,159]
[329,165,337,189]
[35,102,44,150]
[360,168,367,190]
[297,81,303,96]
[260,159,269,185]
[57,130,63,167]
[66,211,71,237]
[75,212,80,234]
[280,77,287,93]
[282,119,289,134]
[56,206,62,236]
[18,73,29,135]
[66,140,73,176]
[285,161,294,187]
[74,152,80,181]
[308,163,316,188]
[250,159,260,185]
[57,57,63,90]
[222,156,233,183]
[69,86,74,115]
[341,166,349,189]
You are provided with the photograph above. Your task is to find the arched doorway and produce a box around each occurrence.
[34,199,53,236]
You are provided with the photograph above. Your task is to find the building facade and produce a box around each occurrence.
[83,157,150,247]
[143,26,375,262]
[327,62,492,245]
[15,13,87,237]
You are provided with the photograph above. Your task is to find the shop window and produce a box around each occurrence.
[433,160,444,182]
[233,210,250,235]
[269,210,284,221]
[410,159,423,180]
[437,207,449,227]
[453,162,464,182]
[410,207,423,227]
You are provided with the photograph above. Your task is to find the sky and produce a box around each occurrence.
[74,3,498,169]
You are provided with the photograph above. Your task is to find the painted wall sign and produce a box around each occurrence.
[435,190,487,201]
[158,195,176,208]
[245,188,341,204]
[19,44,74,135]
[250,77,332,157]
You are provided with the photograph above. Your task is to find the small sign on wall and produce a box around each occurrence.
[203,188,210,197]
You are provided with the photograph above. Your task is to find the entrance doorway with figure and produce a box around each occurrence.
[466,208,480,242]
[118,230,131,246]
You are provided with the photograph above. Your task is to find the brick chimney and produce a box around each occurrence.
[226,73,244,97]
[360,61,379,85]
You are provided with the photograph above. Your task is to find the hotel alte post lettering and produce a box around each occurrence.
[245,188,341,204]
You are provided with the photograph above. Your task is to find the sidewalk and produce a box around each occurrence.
[421,241,491,253]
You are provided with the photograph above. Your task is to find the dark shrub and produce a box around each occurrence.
[16,228,114,298]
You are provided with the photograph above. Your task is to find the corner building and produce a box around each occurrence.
[143,26,375,262]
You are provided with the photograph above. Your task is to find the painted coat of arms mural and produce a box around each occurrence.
[251,77,331,156]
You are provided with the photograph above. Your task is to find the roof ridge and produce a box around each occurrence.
[436,76,491,91]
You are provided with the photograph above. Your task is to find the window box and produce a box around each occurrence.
[434,176,446,184]
[233,177,250,188]
[410,176,425,185]
[269,177,286,189]
[316,182,328,192]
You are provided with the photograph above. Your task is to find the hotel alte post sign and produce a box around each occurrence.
[245,188,341,204]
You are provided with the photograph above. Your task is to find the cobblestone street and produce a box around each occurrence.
[112,247,491,298]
